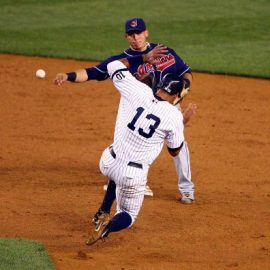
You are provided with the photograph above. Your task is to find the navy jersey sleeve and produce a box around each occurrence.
[85,57,112,81]
[85,54,126,81]
[169,48,191,77]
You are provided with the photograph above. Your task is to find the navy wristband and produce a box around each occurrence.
[66,72,77,82]
[127,55,144,67]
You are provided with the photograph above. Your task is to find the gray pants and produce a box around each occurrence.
[174,141,195,196]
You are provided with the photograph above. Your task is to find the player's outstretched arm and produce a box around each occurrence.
[54,69,88,86]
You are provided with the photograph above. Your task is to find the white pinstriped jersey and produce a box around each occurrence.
[107,60,184,165]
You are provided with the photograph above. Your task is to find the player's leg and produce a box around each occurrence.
[174,141,195,203]
[92,179,116,225]
[86,208,133,246]
[104,162,147,232]
[86,185,144,245]
[103,180,145,236]
[86,146,118,245]
[86,164,147,245]
[87,178,116,245]
[91,146,117,225]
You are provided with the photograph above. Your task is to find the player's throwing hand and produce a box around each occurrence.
[54,73,68,86]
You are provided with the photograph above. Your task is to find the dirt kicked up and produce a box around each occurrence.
[0,54,269,270]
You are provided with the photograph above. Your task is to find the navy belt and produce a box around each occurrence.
[109,146,116,158]
[109,146,143,169]
[127,161,143,169]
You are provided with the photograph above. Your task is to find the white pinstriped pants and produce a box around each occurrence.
[99,147,149,224]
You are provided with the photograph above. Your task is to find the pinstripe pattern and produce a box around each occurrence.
[107,61,184,165]
[99,147,147,221]
[99,60,185,222]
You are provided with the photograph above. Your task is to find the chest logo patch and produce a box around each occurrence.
[136,53,176,78]
[155,54,176,72]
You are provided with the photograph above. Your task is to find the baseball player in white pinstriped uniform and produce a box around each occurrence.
[86,45,197,245]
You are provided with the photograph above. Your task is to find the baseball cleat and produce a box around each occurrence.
[86,213,110,246]
[144,185,154,196]
[91,209,109,226]
[180,192,194,204]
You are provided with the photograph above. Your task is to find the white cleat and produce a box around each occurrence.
[144,185,154,196]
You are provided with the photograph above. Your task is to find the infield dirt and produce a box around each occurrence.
[1,54,269,270]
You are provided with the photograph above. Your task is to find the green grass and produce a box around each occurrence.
[0,238,54,270]
[0,0,269,78]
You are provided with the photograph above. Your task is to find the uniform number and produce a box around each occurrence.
[115,71,125,80]
[127,107,160,139]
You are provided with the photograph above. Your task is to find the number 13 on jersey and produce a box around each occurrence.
[127,107,161,139]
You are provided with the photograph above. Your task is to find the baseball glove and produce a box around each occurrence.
[172,78,191,105]
[179,79,191,101]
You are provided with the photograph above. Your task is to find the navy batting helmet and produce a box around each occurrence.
[158,73,184,96]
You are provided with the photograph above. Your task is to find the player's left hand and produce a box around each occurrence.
[143,44,168,64]
[183,103,197,125]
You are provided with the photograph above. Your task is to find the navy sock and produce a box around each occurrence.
[106,211,132,234]
[99,180,116,213]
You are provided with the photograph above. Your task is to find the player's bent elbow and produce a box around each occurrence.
[167,142,183,157]
[169,149,180,157]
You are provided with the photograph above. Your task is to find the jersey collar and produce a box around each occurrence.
[124,43,151,56]
[129,42,150,52]
[154,94,166,102]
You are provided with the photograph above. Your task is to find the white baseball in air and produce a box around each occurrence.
[36,69,46,78]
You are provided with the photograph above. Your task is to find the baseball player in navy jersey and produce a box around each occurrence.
[54,18,195,204]
[83,46,196,245]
